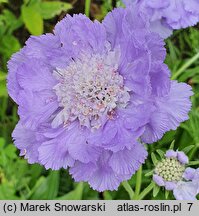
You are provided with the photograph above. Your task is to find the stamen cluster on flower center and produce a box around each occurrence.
[53,51,130,129]
[155,158,185,182]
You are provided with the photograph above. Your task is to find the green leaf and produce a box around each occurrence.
[28,176,46,199]
[145,170,154,177]
[21,3,43,35]
[165,190,170,199]
[167,40,178,64]
[179,66,199,82]
[0,137,5,149]
[182,145,195,154]
[0,80,7,97]
[185,110,199,143]
[122,181,134,200]
[103,191,112,200]
[0,72,6,81]
[57,182,84,200]
[189,28,199,52]
[192,75,199,84]
[0,10,23,35]
[153,185,160,197]
[156,149,165,158]
[46,171,60,199]
[29,171,60,199]
[41,1,72,20]
[172,51,199,80]
[0,0,8,3]
[29,164,43,184]
[0,35,21,59]
[151,153,158,166]
[0,182,19,200]
[158,130,176,145]
[169,140,175,150]
[4,145,17,159]
[189,161,199,166]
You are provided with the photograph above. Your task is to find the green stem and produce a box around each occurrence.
[85,0,91,17]
[137,182,155,200]
[133,166,142,199]
[171,52,199,80]
[122,181,135,200]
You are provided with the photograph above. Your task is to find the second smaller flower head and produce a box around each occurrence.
[153,150,199,200]
[123,0,199,38]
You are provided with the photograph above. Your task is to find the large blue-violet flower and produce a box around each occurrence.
[7,8,192,191]
[153,150,199,200]
[123,0,199,38]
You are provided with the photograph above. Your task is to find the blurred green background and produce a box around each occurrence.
[0,0,199,200]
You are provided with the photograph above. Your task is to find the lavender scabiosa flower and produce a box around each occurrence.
[123,0,199,38]
[7,7,192,192]
[153,150,199,200]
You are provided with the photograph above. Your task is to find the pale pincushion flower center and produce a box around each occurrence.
[53,50,130,129]
[155,158,185,182]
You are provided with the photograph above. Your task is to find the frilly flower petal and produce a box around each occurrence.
[183,168,196,181]
[173,181,198,200]
[109,143,147,175]
[153,174,165,186]
[165,150,178,158]
[142,81,193,144]
[177,151,189,164]
[165,181,177,191]
[70,151,132,192]
[12,122,40,164]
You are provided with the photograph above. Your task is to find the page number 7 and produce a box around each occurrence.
[187,203,193,211]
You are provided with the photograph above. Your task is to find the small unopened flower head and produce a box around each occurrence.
[155,157,185,182]
[154,150,188,185]
[153,149,199,200]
